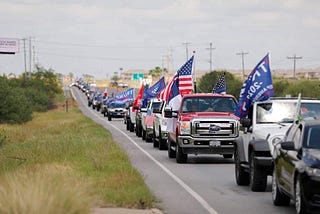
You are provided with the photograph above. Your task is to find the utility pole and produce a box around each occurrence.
[29,37,32,76]
[287,54,302,78]
[22,38,27,74]
[206,42,215,72]
[182,42,191,61]
[236,51,249,80]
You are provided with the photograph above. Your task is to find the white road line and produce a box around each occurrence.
[75,89,219,214]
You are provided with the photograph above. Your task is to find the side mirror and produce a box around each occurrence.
[240,118,251,128]
[164,107,173,118]
[280,141,295,151]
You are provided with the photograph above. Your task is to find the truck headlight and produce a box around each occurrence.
[306,166,320,177]
[180,121,190,134]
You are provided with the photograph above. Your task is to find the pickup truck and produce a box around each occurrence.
[106,101,127,121]
[152,100,168,150]
[235,97,320,192]
[164,93,239,163]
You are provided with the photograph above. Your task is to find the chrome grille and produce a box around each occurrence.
[191,118,238,138]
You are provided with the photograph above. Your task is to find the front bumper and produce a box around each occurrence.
[177,135,235,155]
[109,112,126,117]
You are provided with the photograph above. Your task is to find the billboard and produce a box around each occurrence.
[0,38,19,54]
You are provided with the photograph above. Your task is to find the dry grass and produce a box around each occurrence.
[0,100,155,213]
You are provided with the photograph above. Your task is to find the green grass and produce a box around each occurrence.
[0,101,155,213]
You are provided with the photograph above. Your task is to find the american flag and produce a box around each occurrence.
[213,72,226,94]
[158,56,194,102]
[178,55,194,95]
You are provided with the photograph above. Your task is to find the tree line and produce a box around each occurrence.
[0,66,62,124]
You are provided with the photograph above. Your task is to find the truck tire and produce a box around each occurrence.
[137,125,142,137]
[272,169,290,206]
[235,148,249,185]
[153,128,159,148]
[129,123,134,132]
[176,145,187,163]
[295,175,307,214]
[142,129,146,140]
[108,115,112,121]
[158,128,167,150]
[250,153,267,192]
[168,138,176,158]
[126,120,130,131]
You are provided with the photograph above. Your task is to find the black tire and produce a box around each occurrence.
[153,128,159,148]
[126,120,130,131]
[295,175,307,214]
[158,128,167,150]
[249,153,267,192]
[137,124,142,137]
[235,148,250,186]
[272,169,290,206]
[176,145,187,163]
[142,129,146,140]
[129,123,134,132]
[108,115,112,121]
[168,138,176,158]
[223,154,233,159]
[146,131,152,142]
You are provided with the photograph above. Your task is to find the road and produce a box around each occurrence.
[72,87,297,214]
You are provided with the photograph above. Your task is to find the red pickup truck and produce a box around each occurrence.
[164,93,240,163]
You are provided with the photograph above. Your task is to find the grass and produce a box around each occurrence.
[0,100,155,213]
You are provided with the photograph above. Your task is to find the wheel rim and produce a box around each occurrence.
[295,179,301,213]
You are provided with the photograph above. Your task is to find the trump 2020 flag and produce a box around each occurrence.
[213,72,226,94]
[145,76,166,98]
[235,53,274,118]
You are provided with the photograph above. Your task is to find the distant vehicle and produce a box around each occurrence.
[106,101,127,121]
[118,82,128,88]
[272,119,320,214]
[152,100,168,150]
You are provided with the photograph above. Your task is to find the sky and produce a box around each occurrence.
[0,0,319,79]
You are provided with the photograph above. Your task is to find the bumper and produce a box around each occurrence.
[178,135,235,155]
[109,112,126,117]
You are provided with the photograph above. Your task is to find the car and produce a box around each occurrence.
[272,119,320,214]
[106,101,127,121]
[152,100,168,150]
[235,98,320,192]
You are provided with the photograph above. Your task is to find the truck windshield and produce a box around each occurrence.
[151,101,162,109]
[110,103,125,108]
[181,97,236,113]
[256,102,320,124]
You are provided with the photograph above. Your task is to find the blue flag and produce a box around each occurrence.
[234,54,274,118]
[145,76,166,98]
[213,72,226,94]
[114,88,134,103]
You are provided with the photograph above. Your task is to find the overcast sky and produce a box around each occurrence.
[0,0,319,79]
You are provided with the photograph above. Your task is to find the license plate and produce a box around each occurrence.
[210,140,220,147]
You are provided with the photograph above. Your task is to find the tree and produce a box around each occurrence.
[197,71,243,98]
[149,66,166,78]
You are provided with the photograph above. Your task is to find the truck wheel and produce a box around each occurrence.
[250,153,267,192]
[126,120,130,131]
[153,128,159,148]
[158,128,167,150]
[235,148,249,186]
[142,129,146,140]
[272,168,290,206]
[295,175,307,214]
[146,132,152,142]
[129,123,134,132]
[137,125,142,137]
[176,145,187,163]
[108,115,112,121]
[168,138,176,158]
[223,154,233,159]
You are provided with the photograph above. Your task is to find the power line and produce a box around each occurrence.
[287,54,303,78]
[236,51,249,80]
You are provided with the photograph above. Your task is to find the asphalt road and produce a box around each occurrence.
[72,88,297,214]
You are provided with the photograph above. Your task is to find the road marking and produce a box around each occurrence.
[75,88,219,214]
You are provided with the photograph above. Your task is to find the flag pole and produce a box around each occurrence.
[193,51,196,93]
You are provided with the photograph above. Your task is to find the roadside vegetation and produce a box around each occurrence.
[0,68,155,214]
